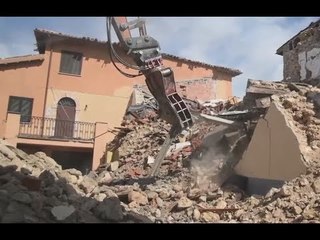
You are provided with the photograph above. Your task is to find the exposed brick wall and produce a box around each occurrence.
[134,78,218,102]
[176,78,216,101]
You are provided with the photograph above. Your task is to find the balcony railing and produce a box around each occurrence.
[19,116,95,142]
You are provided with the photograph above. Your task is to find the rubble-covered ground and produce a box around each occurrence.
[2,83,320,223]
[0,140,154,223]
[97,83,320,223]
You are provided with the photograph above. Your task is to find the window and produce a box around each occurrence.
[59,51,83,75]
[7,96,33,122]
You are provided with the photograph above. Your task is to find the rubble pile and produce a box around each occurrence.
[215,81,320,222]
[132,84,241,117]
[3,79,320,223]
[102,118,175,178]
[102,117,217,179]
[0,138,245,223]
[117,119,170,161]
[101,168,319,223]
[185,97,241,117]
[245,80,320,167]
[0,139,152,223]
[228,170,320,223]
[274,89,320,166]
[94,80,320,223]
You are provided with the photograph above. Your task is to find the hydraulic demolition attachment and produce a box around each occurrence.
[106,17,193,176]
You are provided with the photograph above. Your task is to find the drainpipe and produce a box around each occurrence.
[42,43,53,137]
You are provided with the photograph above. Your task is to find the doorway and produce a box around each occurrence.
[54,97,76,138]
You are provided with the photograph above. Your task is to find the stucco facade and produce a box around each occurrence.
[0,27,241,173]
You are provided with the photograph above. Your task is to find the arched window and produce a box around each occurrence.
[58,97,76,108]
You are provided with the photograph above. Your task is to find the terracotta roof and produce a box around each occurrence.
[34,28,112,54]
[276,18,320,56]
[162,53,241,77]
[34,28,106,45]
[34,28,241,77]
[0,54,44,65]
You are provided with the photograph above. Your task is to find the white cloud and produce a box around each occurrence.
[1,17,319,97]
[0,43,10,58]
[144,17,320,97]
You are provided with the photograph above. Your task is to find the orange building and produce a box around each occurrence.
[0,28,241,173]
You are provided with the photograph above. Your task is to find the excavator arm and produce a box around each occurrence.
[107,17,193,134]
[107,17,194,176]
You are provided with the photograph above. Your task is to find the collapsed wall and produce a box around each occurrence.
[236,80,320,187]
[273,91,320,168]
[235,100,307,181]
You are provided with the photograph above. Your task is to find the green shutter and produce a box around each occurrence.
[8,97,20,113]
[60,51,82,75]
[20,99,32,122]
[7,96,33,122]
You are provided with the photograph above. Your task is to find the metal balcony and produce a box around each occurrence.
[18,116,95,142]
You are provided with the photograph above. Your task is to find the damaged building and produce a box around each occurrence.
[118,18,320,196]
[2,17,320,224]
[0,28,241,174]
[277,19,320,84]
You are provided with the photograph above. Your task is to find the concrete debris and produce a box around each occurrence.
[97,172,113,184]
[0,142,151,223]
[109,161,119,171]
[99,115,216,179]
[95,79,320,223]
[155,197,163,208]
[193,208,201,220]
[3,77,320,223]
[147,156,155,165]
[128,191,148,205]
[312,179,320,193]
[201,212,220,222]
[146,191,158,200]
[185,97,240,117]
[2,130,320,223]
[94,197,123,221]
[79,176,97,194]
[12,192,32,204]
[51,205,75,221]
[176,197,193,210]
[215,200,227,209]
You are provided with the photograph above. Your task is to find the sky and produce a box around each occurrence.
[0,16,319,97]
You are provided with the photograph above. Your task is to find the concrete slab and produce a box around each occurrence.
[235,102,306,181]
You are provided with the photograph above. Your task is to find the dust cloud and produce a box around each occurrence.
[190,145,227,191]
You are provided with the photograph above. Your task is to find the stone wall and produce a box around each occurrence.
[282,24,320,83]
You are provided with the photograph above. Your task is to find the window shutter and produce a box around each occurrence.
[60,51,82,75]
[60,52,73,73]
[7,96,33,122]
[20,99,32,122]
[21,99,31,113]
[8,97,20,113]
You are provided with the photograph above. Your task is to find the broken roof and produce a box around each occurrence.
[276,18,320,56]
[34,28,242,77]
[0,54,44,65]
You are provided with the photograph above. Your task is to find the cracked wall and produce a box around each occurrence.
[298,48,320,81]
[282,25,320,82]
